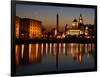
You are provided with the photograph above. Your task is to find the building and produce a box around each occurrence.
[79,14,83,24]
[29,19,42,39]
[16,16,42,40]
[16,16,20,39]
[65,14,85,36]
[20,18,30,39]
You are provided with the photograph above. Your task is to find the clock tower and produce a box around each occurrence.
[79,14,83,24]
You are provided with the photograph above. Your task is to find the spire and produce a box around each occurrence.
[79,13,83,24]
[56,13,59,32]
[80,13,82,17]
[73,17,77,22]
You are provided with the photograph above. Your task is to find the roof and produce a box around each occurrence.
[73,18,77,22]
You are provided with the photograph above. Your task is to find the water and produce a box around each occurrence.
[15,43,95,75]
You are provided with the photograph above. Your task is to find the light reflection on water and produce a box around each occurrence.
[15,43,95,75]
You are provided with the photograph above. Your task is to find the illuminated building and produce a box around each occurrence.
[20,18,30,39]
[85,26,88,35]
[65,14,85,36]
[29,19,42,39]
[16,16,20,39]
[16,16,42,39]
[65,18,83,36]
[79,14,83,24]
[51,28,57,37]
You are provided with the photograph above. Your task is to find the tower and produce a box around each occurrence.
[79,14,83,24]
[57,13,59,33]
[72,17,78,28]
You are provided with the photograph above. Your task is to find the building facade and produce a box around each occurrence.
[16,16,42,40]
[65,14,85,36]
[29,19,42,39]
[16,16,20,39]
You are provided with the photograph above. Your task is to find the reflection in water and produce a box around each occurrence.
[21,44,24,59]
[16,43,95,66]
[46,43,48,55]
[29,44,41,64]
[16,45,19,65]
[15,43,95,75]
[41,43,43,56]
[50,43,52,55]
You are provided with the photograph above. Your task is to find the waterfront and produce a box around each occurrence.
[15,43,95,75]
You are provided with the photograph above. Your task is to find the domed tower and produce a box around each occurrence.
[72,17,78,28]
[79,14,83,24]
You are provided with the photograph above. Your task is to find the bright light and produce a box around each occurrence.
[54,29,57,35]
[62,33,65,38]
[67,30,81,35]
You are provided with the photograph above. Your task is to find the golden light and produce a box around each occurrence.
[16,45,19,65]
[16,19,20,39]
[62,33,65,38]
[67,30,81,35]
[57,35,61,38]
[80,31,83,34]
[79,53,82,64]
[72,23,75,26]
[29,20,42,39]
[86,26,88,30]
[21,44,24,59]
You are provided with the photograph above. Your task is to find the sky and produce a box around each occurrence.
[16,4,95,31]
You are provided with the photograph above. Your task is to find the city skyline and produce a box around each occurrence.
[16,4,95,31]
[15,3,96,76]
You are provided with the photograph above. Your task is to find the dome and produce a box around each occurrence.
[73,18,77,22]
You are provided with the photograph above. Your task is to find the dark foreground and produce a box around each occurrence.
[16,38,96,44]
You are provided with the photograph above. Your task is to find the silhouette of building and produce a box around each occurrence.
[57,14,59,33]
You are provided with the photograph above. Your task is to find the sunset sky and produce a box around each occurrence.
[16,4,95,31]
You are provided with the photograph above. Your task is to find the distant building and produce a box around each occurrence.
[79,14,83,24]
[16,16,42,39]
[65,14,85,36]
[87,24,95,36]
[41,27,48,38]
